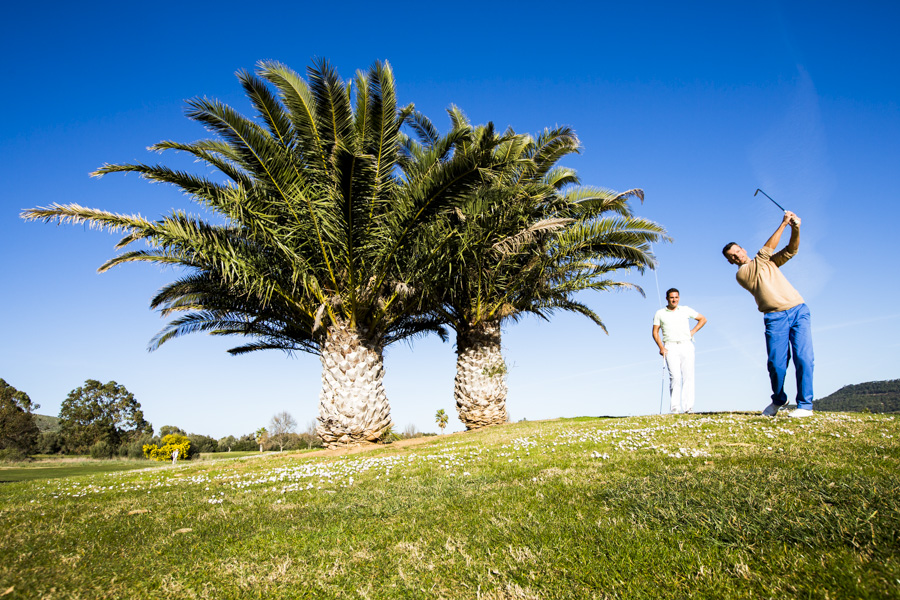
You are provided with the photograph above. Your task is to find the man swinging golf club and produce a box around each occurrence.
[722,208,814,418]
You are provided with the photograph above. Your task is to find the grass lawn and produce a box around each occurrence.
[0,458,171,483]
[198,451,266,460]
[1,412,898,598]
[0,450,313,484]
[198,448,323,461]
[0,451,292,483]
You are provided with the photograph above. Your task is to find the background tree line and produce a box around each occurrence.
[0,378,335,461]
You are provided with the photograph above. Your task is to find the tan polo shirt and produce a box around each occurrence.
[736,246,804,313]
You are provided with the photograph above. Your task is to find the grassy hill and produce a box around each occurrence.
[32,413,61,432]
[1,412,898,598]
[815,379,900,413]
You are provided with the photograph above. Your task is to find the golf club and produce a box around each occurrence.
[651,242,668,415]
[754,188,786,211]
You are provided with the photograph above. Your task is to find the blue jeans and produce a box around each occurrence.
[764,303,814,409]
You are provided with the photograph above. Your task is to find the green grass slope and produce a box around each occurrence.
[815,379,900,413]
[1,412,898,599]
[31,414,61,432]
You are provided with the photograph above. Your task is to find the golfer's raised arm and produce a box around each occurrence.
[785,212,800,254]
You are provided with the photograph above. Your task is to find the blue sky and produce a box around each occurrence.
[2,1,898,438]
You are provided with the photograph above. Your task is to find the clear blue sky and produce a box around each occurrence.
[2,1,898,438]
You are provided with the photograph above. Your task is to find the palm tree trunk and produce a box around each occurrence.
[316,320,392,448]
[454,321,508,429]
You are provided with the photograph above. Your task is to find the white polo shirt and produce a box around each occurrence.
[653,306,699,343]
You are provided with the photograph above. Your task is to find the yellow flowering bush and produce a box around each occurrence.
[143,433,192,461]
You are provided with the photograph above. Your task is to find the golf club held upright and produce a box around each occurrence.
[754,188,786,211]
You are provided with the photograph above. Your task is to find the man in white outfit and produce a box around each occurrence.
[652,288,707,413]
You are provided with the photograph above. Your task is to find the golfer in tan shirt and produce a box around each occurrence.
[723,210,814,418]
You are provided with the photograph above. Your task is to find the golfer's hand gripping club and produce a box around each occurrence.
[783,210,800,228]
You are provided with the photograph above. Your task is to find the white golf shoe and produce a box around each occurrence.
[790,408,814,418]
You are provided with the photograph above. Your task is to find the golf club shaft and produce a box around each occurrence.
[754,188,786,211]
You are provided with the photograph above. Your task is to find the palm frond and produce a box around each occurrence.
[491,217,574,255]
[238,69,295,147]
[405,110,440,146]
[307,58,355,151]
[256,60,327,171]
[21,204,153,235]
[541,166,579,190]
[150,140,253,187]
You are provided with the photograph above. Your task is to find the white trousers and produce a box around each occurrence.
[665,341,695,413]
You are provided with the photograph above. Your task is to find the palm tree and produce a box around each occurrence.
[435,408,449,434]
[405,110,669,430]
[23,60,510,448]
[255,427,268,452]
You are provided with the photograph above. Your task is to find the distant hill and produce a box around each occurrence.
[814,379,900,413]
[33,414,61,432]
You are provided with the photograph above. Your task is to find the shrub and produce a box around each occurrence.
[37,431,62,454]
[89,440,115,459]
[231,434,258,452]
[377,425,401,444]
[121,438,150,459]
[124,432,155,458]
[0,447,28,462]
[217,435,237,452]
[188,434,218,454]
[143,433,192,461]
